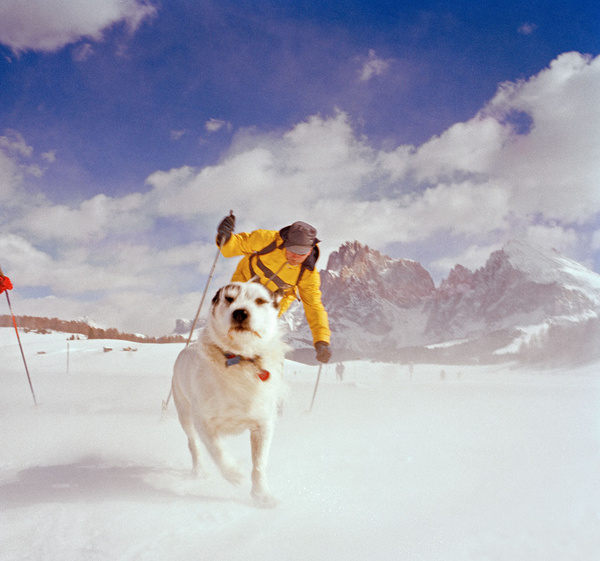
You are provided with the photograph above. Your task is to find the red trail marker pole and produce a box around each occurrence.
[0,267,37,406]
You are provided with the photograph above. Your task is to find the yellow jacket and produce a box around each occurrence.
[219,229,331,345]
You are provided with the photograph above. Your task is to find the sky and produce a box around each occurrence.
[0,0,599,336]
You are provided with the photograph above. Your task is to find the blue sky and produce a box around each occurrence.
[0,0,599,335]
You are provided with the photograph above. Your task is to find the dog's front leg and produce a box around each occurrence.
[196,424,244,485]
[250,424,276,508]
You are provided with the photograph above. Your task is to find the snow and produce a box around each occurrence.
[2,328,600,560]
[506,239,600,297]
[426,337,471,349]
[493,325,549,355]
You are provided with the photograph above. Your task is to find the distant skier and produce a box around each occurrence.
[336,362,345,381]
[216,213,332,364]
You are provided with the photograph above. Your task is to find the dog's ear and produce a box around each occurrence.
[211,288,222,307]
[272,288,285,308]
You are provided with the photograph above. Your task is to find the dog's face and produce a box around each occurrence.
[209,281,282,347]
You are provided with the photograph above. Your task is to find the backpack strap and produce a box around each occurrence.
[255,240,278,256]
[249,241,306,293]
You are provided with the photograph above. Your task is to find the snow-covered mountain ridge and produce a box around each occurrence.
[286,239,600,365]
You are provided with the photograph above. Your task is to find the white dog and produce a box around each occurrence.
[171,281,287,507]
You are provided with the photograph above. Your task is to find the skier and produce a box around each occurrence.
[216,214,331,364]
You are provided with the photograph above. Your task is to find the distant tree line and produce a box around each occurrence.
[0,315,186,344]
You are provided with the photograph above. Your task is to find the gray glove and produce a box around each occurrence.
[315,341,331,363]
[216,212,236,246]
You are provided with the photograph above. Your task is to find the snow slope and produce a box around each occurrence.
[1,329,599,560]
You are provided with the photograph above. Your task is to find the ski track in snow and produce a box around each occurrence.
[1,329,600,561]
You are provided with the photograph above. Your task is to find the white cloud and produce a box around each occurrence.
[170,130,186,141]
[142,108,513,251]
[358,49,391,82]
[520,224,579,255]
[0,0,156,54]
[0,130,33,157]
[143,51,600,265]
[592,228,600,251]
[41,150,57,163]
[518,23,538,36]
[432,243,504,276]
[484,52,600,223]
[401,116,509,182]
[0,234,53,283]
[0,130,40,203]
[146,111,374,229]
[72,42,95,62]
[0,150,20,202]
[14,192,148,245]
[398,181,510,239]
[205,119,232,133]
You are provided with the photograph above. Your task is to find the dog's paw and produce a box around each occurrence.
[222,465,244,486]
[252,489,278,509]
[191,466,208,479]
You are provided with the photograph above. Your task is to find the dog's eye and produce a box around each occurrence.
[224,296,234,304]
[255,298,267,306]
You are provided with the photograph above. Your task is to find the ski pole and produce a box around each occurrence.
[162,211,232,412]
[185,210,234,346]
[185,241,224,347]
[0,267,37,406]
[162,242,223,412]
[308,363,323,413]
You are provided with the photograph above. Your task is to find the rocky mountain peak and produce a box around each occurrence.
[438,264,475,294]
[286,238,600,365]
[323,241,435,307]
[326,240,393,277]
[426,239,600,340]
[502,239,600,294]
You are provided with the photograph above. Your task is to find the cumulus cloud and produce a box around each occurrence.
[485,52,600,223]
[2,52,599,334]
[0,0,156,54]
[145,111,374,231]
[142,53,600,257]
[18,192,149,244]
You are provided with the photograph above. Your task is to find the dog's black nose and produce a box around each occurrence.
[232,308,248,324]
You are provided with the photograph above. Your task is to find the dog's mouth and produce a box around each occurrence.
[228,326,262,338]
[228,308,263,338]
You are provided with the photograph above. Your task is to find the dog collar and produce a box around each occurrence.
[223,353,270,381]
[224,352,256,366]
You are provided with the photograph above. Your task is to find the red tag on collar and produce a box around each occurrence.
[257,370,270,381]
